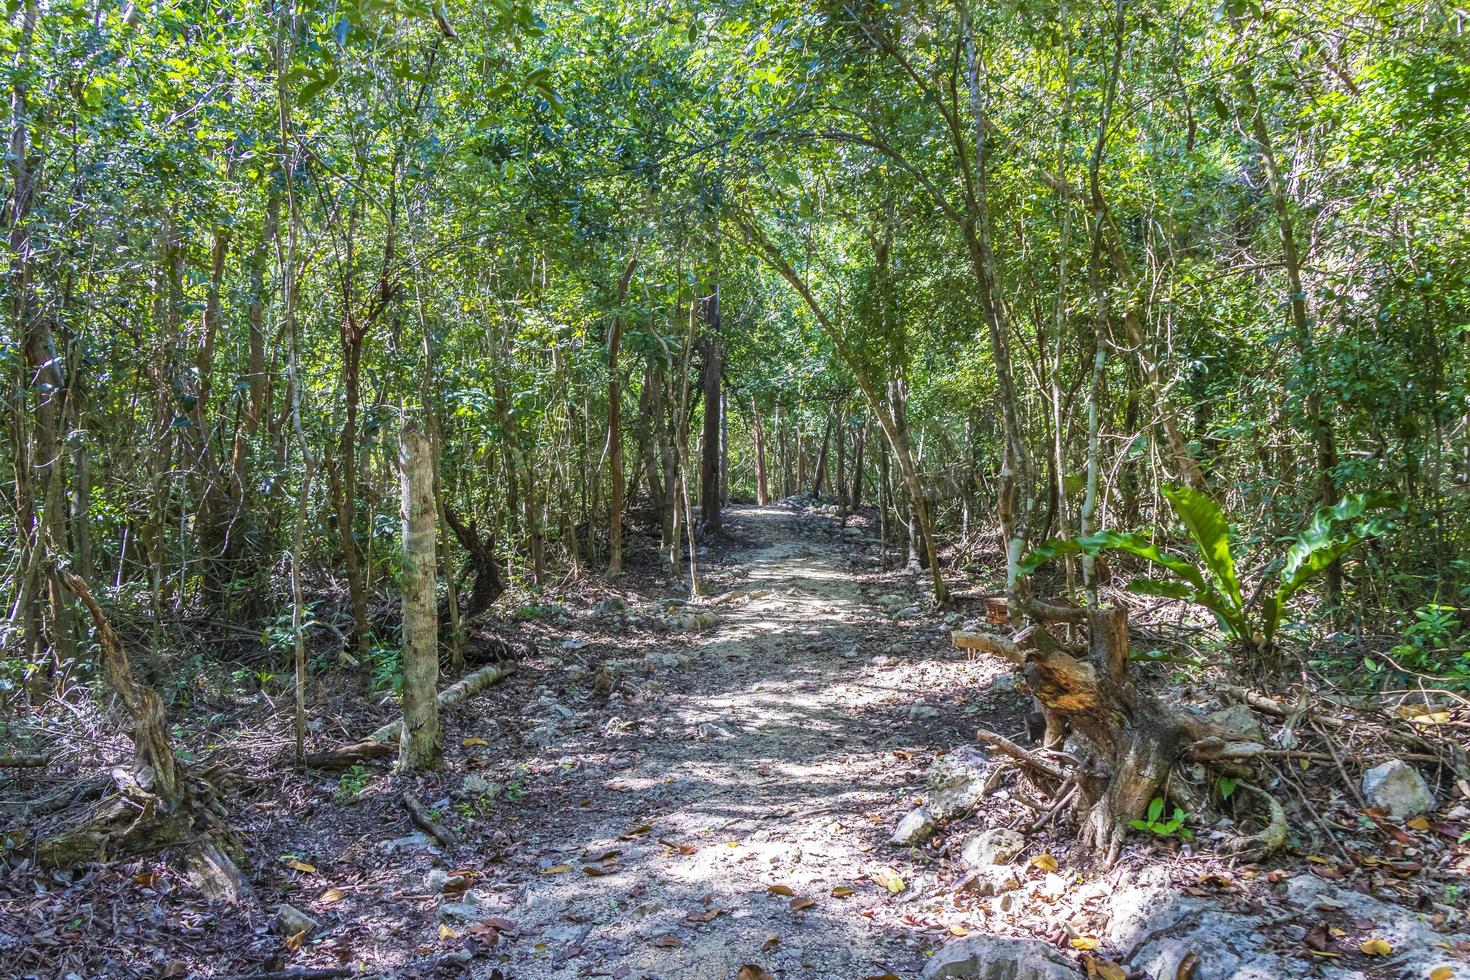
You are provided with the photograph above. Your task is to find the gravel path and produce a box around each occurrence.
[478,504,1020,979]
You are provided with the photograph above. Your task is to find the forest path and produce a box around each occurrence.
[480,504,1018,979]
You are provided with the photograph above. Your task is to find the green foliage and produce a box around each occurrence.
[335,765,373,803]
[1382,603,1470,690]
[1022,486,1394,653]
[1130,797,1193,841]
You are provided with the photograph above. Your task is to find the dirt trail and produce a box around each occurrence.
[479,505,1017,979]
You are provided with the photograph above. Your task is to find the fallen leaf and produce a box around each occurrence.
[284,859,316,874]
[1081,954,1128,980]
[284,929,307,952]
[762,933,780,952]
[767,884,796,896]
[582,865,615,876]
[949,925,969,937]
[790,896,815,911]
[1360,938,1392,956]
[439,924,459,940]
[621,823,654,838]
[1070,936,1100,950]
[584,848,621,862]
[462,737,490,747]
[863,974,902,980]
[1030,853,1059,873]
[1407,816,1431,831]
[317,887,347,904]
[1430,968,1455,980]
[540,864,573,875]
[652,934,682,948]
[873,868,905,894]
[687,909,723,923]
[832,885,856,897]
[737,967,774,980]
[131,872,159,887]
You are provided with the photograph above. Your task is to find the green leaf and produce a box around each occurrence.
[1163,484,1242,608]
[1125,577,1195,601]
[1147,797,1164,823]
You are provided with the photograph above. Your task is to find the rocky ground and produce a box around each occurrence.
[3,503,1468,979]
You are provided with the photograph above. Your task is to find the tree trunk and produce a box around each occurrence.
[398,421,441,771]
[699,284,722,533]
[751,395,769,505]
[606,253,638,575]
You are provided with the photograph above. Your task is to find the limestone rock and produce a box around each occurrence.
[960,827,1024,868]
[275,903,318,937]
[926,746,993,820]
[889,807,936,846]
[922,934,1079,978]
[1284,874,1470,980]
[1361,759,1435,818]
[1207,703,1266,743]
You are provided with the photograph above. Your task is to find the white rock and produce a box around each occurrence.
[960,827,1024,867]
[1361,759,1435,819]
[275,903,317,936]
[461,774,500,798]
[889,807,936,846]
[1208,703,1266,743]
[922,934,1080,978]
[425,868,449,893]
[926,746,993,820]
[908,703,940,721]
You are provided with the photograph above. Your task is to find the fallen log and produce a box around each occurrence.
[304,661,516,769]
[0,753,50,768]
[403,791,457,848]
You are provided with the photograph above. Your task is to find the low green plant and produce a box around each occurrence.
[1378,603,1470,689]
[335,764,372,802]
[1130,797,1193,841]
[1021,484,1393,657]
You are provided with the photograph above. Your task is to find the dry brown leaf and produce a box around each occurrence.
[686,908,723,923]
[1407,816,1431,831]
[831,885,856,897]
[1070,936,1100,950]
[540,864,573,875]
[438,924,459,941]
[317,887,347,904]
[737,967,774,980]
[582,865,616,876]
[762,934,780,952]
[284,929,307,952]
[622,823,654,838]
[132,872,159,887]
[1030,853,1058,873]
[1430,967,1455,980]
[790,896,815,911]
[1081,954,1128,980]
[766,884,796,896]
[864,974,902,980]
[1360,938,1392,956]
[462,737,490,747]
[284,859,316,874]
[652,934,682,948]
[949,925,969,937]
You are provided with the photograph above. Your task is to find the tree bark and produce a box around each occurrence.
[699,283,722,533]
[398,421,441,771]
[751,395,769,505]
[606,252,638,575]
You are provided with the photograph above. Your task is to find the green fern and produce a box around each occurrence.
[1021,485,1393,654]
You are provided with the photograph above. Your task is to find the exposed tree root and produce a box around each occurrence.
[956,607,1288,867]
[33,574,249,901]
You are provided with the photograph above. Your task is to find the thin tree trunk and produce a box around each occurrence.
[751,395,769,505]
[398,420,441,771]
[606,252,638,576]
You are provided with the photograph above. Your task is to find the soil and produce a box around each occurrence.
[3,504,1467,979]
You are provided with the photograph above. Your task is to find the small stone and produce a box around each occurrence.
[960,828,1024,868]
[275,903,317,937]
[871,654,895,667]
[1448,804,1469,820]
[889,807,936,846]
[908,703,940,721]
[1362,759,1435,819]
[926,746,994,820]
[462,773,500,798]
[922,934,1078,979]
[1208,703,1266,743]
[425,868,449,893]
